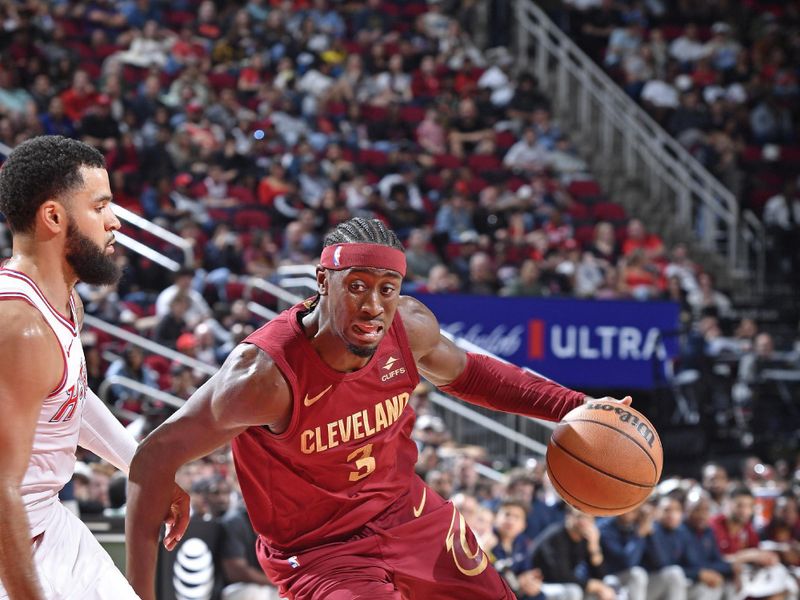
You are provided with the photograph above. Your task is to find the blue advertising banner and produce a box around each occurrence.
[413,294,681,390]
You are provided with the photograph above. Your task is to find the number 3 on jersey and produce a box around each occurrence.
[347,443,375,481]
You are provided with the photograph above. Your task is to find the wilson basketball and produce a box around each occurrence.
[546,402,663,516]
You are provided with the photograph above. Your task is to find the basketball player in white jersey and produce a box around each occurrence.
[0,136,189,599]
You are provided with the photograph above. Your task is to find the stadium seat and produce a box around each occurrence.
[591,201,627,222]
[234,209,271,232]
[567,179,603,199]
[434,154,463,169]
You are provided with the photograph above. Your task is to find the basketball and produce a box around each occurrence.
[546,401,663,516]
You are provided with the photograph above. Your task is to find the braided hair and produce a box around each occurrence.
[323,217,404,252]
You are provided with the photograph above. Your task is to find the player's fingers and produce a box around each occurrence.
[621,395,633,405]
[164,498,191,551]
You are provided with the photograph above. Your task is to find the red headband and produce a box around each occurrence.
[320,243,406,277]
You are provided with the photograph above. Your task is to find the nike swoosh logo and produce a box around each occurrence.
[303,385,333,407]
[413,487,427,518]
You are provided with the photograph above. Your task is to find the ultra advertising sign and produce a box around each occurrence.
[413,294,680,389]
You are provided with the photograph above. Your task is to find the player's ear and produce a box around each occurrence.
[39,200,66,235]
[316,266,328,296]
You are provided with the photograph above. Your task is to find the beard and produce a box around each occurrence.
[345,340,378,358]
[65,219,122,286]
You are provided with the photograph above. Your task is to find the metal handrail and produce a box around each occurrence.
[515,0,765,288]
[111,203,194,269]
[429,391,549,455]
[83,314,217,376]
[98,375,186,410]
[114,231,182,271]
[238,275,304,306]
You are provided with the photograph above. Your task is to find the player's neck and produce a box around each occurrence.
[6,241,76,314]
[301,308,373,373]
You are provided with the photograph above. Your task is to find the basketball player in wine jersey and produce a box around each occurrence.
[0,136,188,600]
[126,217,631,600]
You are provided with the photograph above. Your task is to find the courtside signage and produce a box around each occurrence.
[413,294,680,389]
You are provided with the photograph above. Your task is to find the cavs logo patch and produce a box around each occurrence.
[445,506,488,577]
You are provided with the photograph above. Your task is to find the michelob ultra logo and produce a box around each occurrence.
[528,320,667,361]
[583,402,656,448]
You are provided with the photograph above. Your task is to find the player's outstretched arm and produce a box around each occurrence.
[125,343,290,600]
[400,296,630,421]
[0,303,64,600]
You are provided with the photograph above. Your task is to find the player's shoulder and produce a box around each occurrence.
[0,300,61,370]
[397,295,440,352]
[0,298,54,344]
[219,342,289,396]
[212,341,291,426]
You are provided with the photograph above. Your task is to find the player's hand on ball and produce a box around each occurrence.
[164,483,190,551]
[585,395,632,406]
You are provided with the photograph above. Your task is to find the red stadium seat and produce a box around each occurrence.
[466,154,502,171]
[495,131,516,150]
[567,202,591,222]
[234,209,271,232]
[575,224,596,248]
[567,179,603,199]
[228,185,256,205]
[361,105,388,122]
[225,281,246,301]
[434,154,463,169]
[399,105,425,124]
[591,201,627,222]
[358,149,390,168]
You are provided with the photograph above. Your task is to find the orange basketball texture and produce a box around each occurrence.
[546,402,663,516]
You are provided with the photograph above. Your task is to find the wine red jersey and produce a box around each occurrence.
[232,301,421,553]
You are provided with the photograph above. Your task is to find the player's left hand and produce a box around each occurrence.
[585,395,633,406]
[163,483,190,551]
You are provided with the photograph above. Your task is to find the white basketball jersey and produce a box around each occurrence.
[0,268,86,536]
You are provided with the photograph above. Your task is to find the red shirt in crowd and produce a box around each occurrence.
[709,513,760,555]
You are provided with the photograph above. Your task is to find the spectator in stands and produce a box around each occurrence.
[491,499,540,599]
[686,273,732,320]
[760,493,800,567]
[507,73,550,124]
[668,90,711,144]
[643,496,691,600]
[220,502,280,600]
[40,96,76,138]
[465,251,501,295]
[504,128,550,174]
[605,21,644,68]
[664,244,700,295]
[622,219,664,261]
[449,97,494,158]
[532,506,611,600]
[420,263,462,294]
[104,345,159,411]
[621,249,662,300]
[59,69,98,125]
[683,490,734,600]
[154,294,191,349]
[762,180,800,279]
[750,94,794,145]
[700,463,730,514]
[404,228,440,286]
[501,259,547,297]
[669,24,708,66]
[597,506,650,600]
[155,267,213,328]
[80,94,121,152]
[710,486,783,569]
[713,486,799,600]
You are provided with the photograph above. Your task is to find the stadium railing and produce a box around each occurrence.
[111,203,194,271]
[515,0,765,292]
